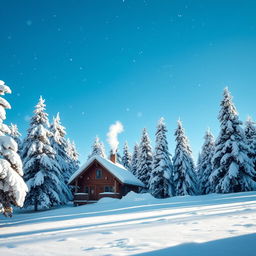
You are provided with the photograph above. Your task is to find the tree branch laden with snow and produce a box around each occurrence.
[0,80,27,216]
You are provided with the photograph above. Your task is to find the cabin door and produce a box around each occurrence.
[89,186,96,200]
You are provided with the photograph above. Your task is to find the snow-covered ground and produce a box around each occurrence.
[1,192,256,256]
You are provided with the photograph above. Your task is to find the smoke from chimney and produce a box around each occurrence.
[107,121,124,153]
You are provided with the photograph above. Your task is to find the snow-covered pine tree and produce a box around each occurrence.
[173,120,197,196]
[88,136,106,159]
[122,141,132,170]
[131,143,139,176]
[137,128,153,190]
[244,117,256,177]
[198,129,215,194]
[9,123,22,154]
[50,113,72,200]
[0,80,27,216]
[150,118,173,198]
[210,88,256,193]
[22,97,67,211]
[50,113,68,175]
[66,139,80,177]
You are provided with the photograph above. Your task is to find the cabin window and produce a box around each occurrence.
[85,186,89,193]
[96,169,102,179]
[104,186,114,193]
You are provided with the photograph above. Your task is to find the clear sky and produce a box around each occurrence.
[1,0,256,162]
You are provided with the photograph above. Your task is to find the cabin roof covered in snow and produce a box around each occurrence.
[68,155,145,187]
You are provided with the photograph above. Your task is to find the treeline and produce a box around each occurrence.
[1,81,256,216]
[90,88,256,198]
[21,97,80,211]
[0,82,80,215]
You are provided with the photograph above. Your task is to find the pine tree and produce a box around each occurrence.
[0,80,27,216]
[198,129,215,194]
[88,136,106,159]
[244,117,256,177]
[66,139,80,177]
[9,123,22,154]
[173,120,197,196]
[122,141,132,170]
[22,97,67,211]
[137,128,153,190]
[50,113,72,200]
[210,88,256,193]
[150,118,173,198]
[131,143,139,176]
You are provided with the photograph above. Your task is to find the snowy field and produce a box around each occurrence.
[1,192,256,256]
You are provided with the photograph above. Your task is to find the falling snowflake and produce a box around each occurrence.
[26,20,32,26]
[24,115,31,122]
[137,112,143,118]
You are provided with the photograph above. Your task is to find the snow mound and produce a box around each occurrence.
[97,197,119,204]
[121,191,155,202]
[97,192,155,205]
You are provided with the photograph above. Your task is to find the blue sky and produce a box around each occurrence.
[1,0,256,162]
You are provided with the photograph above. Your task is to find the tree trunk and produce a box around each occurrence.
[34,200,38,211]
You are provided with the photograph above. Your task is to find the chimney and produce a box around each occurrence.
[110,150,117,164]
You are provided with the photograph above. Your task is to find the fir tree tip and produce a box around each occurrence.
[177,118,182,126]
[223,87,231,97]
[246,115,252,122]
[38,95,46,105]
[158,117,165,126]
[56,112,60,120]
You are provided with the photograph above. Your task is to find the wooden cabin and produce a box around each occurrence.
[68,153,144,205]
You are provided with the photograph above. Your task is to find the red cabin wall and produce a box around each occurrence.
[76,161,122,201]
